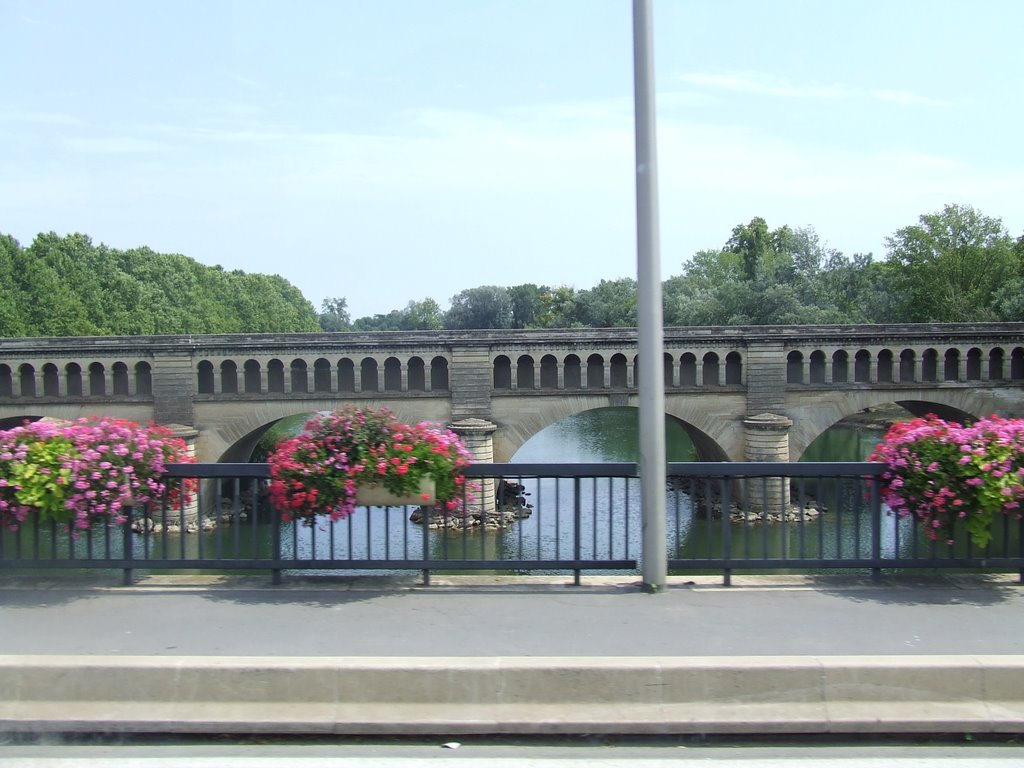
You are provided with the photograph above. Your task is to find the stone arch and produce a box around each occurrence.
[989,347,1005,381]
[0,364,12,397]
[540,355,558,389]
[197,398,453,464]
[19,364,36,397]
[291,358,309,394]
[610,353,628,388]
[966,348,982,381]
[809,350,826,384]
[563,355,581,389]
[702,352,720,386]
[314,358,332,392]
[516,355,535,390]
[65,363,83,397]
[943,348,960,381]
[490,401,731,463]
[134,362,152,396]
[899,349,915,383]
[725,351,742,385]
[407,357,426,392]
[786,390,988,460]
[786,351,803,384]
[832,350,848,384]
[244,360,262,394]
[221,360,239,394]
[922,349,938,382]
[197,361,215,394]
[112,362,130,396]
[88,362,105,396]
[1012,348,1024,380]
[338,358,355,392]
[854,350,870,383]
[679,353,697,386]
[384,357,402,392]
[268,359,285,393]
[43,363,60,396]
[430,357,449,390]
[493,355,512,390]
[586,354,604,389]
[877,349,893,383]
[662,352,675,387]
[0,414,43,431]
[360,358,379,392]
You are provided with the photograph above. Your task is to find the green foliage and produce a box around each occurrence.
[884,204,1019,323]
[444,286,514,330]
[0,232,320,337]
[9,437,76,524]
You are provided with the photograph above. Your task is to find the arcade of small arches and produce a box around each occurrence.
[0,361,153,398]
[195,356,451,395]
[493,351,744,390]
[786,345,1024,385]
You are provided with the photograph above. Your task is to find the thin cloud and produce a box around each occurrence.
[0,110,83,126]
[63,137,173,154]
[678,71,950,107]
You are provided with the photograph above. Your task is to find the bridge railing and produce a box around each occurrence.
[1,462,1022,585]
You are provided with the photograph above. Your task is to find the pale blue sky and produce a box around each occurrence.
[3,0,1022,319]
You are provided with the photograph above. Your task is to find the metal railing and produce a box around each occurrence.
[2,462,1022,584]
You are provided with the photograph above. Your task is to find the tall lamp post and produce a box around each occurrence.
[633,0,667,590]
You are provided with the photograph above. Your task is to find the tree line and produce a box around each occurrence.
[0,232,320,336]
[330,204,1024,331]
[3,204,1022,338]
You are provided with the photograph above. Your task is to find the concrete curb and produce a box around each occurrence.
[3,654,1024,736]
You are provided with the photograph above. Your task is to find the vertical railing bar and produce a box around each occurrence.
[624,474,631,563]
[122,513,134,585]
[573,477,581,585]
[870,470,882,581]
[721,476,732,586]
[271,500,282,584]
[250,478,261,561]
[421,490,431,586]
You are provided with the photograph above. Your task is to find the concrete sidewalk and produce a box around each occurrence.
[1,573,1023,735]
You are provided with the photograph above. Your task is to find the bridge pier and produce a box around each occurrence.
[743,413,793,517]
[449,418,497,518]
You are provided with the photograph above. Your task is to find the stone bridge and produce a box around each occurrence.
[1,324,1022,465]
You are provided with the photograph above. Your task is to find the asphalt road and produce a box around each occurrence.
[1,572,1022,657]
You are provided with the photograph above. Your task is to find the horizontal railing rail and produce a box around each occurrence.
[2,462,1022,585]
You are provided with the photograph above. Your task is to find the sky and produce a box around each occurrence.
[2,0,1023,320]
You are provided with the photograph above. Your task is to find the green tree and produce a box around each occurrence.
[884,204,1018,322]
[444,286,514,329]
[319,297,351,332]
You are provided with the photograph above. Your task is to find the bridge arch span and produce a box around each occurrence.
[785,387,1021,459]
[193,398,453,464]
[490,396,734,463]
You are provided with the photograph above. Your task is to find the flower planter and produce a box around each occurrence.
[355,477,436,507]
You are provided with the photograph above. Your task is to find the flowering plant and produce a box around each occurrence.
[267,406,472,523]
[869,415,1024,547]
[0,417,195,532]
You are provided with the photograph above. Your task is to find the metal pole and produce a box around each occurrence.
[633,0,667,590]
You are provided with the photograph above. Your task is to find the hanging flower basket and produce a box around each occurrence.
[869,415,1024,547]
[267,406,470,524]
[0,417,195,532]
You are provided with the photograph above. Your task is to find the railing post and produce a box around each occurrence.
[122,512,134,586]
[870,471,882,582]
